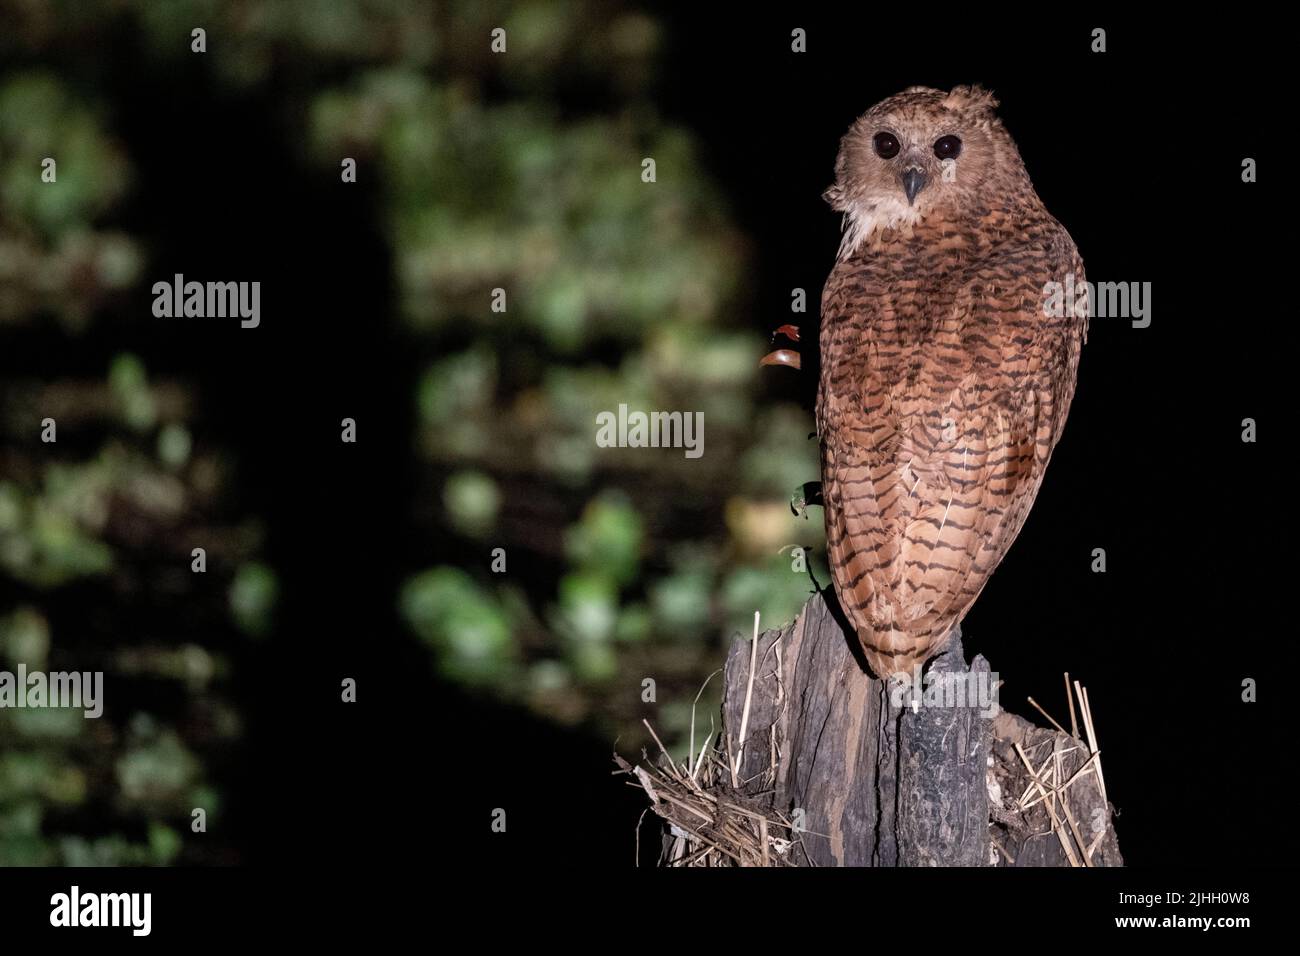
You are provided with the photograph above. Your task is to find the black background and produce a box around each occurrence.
[0,4,1288,890]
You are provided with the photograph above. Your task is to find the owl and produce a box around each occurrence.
[817,85,1087,680]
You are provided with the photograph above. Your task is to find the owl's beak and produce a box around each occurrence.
[900,167,926,205]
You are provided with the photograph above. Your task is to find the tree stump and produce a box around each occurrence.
[714,589,1121,867]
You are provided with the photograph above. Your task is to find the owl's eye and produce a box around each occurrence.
[873,132,900,159]
[933,135,962,160]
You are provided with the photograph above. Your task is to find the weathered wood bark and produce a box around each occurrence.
[988,711,1123,867]
[718,589,1120,867]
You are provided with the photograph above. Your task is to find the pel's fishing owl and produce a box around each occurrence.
[817,85,1087,679]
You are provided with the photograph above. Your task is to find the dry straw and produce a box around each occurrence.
[1008,674,1109,867]
[615,613,806,867]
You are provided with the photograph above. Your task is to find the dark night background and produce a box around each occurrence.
[0,1,1287,880]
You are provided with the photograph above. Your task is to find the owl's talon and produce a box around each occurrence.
[790,481,823,516]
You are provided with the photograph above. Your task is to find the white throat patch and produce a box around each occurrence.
[837,197,923,260]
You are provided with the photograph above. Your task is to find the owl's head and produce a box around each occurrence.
[825,85,1027,256]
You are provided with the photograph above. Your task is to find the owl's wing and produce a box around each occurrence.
[818,235,1085,676]
[817,261,918,672]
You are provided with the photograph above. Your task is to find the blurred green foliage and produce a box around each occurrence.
[1,0,829,853]
[0,347,267,864]
[298,1,830,747]
[401,566,514,686]
[0,28,269,861]
[0,65,141,330]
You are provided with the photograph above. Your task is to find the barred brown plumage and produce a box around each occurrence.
[817,85,1087,679]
